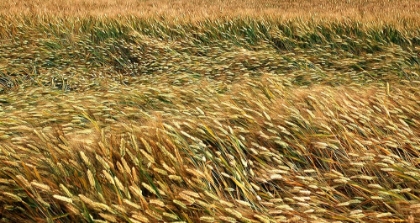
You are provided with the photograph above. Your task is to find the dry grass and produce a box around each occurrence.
[1,1,420,222]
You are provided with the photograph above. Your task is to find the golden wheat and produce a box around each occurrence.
[0,1,420,222]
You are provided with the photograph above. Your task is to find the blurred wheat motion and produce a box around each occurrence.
[0,1,420,222]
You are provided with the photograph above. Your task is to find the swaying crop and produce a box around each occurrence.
[0,1,420,222]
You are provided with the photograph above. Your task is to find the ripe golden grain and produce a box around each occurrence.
[2,192,23,202]
[225,208,243,219]
[53,194,73,203]
[87,169,95,188]
[149,199,165,207]
[102,170,114,185]
[80,151,92,167]
[179,192,195,205]
[169,175,183,182]
[123,199,141,210]
[129,185,144,199]
[131,213,150,223]
[114,176,125,192]
[31,181,51,192]
[173,199,187,209]
[59,184,73,197]
[145,209,163,221]
[99,213,117,222]
[200,216,215,222]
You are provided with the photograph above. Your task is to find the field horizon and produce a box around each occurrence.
[1,0,420,24]
[1,1,420,223]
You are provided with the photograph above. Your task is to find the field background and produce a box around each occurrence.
[1,1,420,223]
[1,0,420,23]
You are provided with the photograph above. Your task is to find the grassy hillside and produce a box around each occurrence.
[1,1,420,223]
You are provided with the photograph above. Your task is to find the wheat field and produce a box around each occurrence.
[1,0,420,23]
[1,1,420,223]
